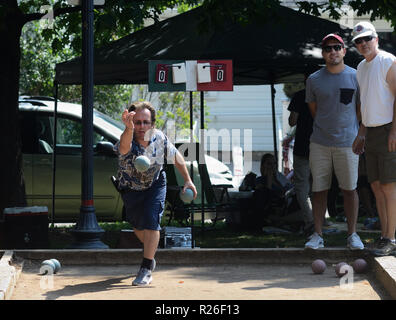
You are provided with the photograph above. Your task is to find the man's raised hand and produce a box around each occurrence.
[122,109,136,130]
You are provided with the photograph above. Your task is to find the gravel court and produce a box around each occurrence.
[10,261,391,300]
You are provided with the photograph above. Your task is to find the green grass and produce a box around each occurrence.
[190,221,378,248]
[47,218,380,249]
[98,221,132,232]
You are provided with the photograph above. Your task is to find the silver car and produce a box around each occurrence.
[19,96,234,222]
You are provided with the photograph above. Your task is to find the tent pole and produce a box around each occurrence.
[189,91,194,181]
[200,91,205,235]
[190,91,194,249]
[51,81,58,228]
[270,83,278,165]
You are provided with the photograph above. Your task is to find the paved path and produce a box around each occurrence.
[11,261,390,300]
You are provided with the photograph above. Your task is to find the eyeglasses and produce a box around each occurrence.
[133,120,152,126]
[323,44,343,53]
[354,36,373,45]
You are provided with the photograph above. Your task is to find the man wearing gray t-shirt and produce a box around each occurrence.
[304,33,364,250]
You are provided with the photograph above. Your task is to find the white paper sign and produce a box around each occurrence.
[172,63,187,84]
[197,63,211,83]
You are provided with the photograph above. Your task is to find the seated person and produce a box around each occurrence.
[255,153,293,196]
[239,154,292,194]
[251,154,301,229]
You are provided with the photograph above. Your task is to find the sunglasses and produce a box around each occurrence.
[323,44,343,53]
[354,36,373,45]
[133,120,152,126]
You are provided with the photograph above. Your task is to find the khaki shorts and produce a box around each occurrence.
[365,123,396,184]
[309,142,359,192]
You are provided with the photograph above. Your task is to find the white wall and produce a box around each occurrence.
[205,84,287,151]
[204,84,289,176]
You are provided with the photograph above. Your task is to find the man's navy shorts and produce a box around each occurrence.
[121,171,166,231]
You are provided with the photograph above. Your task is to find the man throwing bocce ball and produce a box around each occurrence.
[114,101,197,286]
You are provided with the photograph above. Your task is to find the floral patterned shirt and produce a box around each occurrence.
[114,129,177,191]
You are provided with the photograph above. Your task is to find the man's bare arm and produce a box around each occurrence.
[288,111,298,127]
[307,102,317,119]
[386,61,396,152]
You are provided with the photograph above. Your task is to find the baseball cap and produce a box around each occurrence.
[352,21,378,42]
[321,33,345,47]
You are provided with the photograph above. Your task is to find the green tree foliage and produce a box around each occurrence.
[0,0,203,213]
[16,0,201,53]
[20,20,136,120]
[298,0,396,30]
[19,2,208,131]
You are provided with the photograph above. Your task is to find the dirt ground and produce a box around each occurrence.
[11,260,391,300]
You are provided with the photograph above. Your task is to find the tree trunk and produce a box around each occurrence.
[0,2,27,216]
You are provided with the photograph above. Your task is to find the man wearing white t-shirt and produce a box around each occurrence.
[352,21,396,256]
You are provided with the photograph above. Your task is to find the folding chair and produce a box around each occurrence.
[163,163,191,225]
[164,143,235,227]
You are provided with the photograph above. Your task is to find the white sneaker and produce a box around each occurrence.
[132,267,152,286]
[305,232,324,249]
[347,232,364,250]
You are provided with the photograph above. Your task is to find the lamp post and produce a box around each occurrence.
[69,0,108,249]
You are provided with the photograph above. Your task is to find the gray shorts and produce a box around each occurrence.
[309,142,359,192]
[365,122,396,184]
